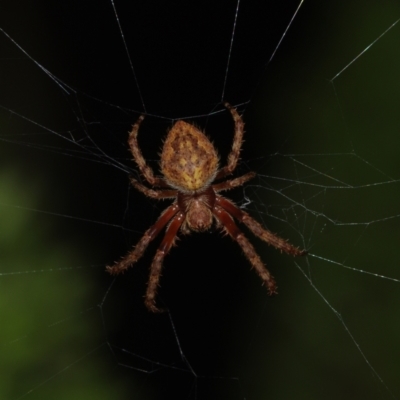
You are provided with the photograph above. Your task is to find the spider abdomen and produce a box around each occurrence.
[161,120,219,191]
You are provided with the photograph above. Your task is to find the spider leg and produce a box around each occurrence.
[130,177,177,199]
[215,196,307,256]
[212,171,256,192]
[145,211,184,312]
[213,205,277,295]
[106,203,180,275]
[128,115,168,187]
[215,102,245,180]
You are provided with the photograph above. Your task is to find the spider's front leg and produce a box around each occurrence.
[145,211,184,312]
[213,205,278,295]
[106,203,179,275]
[216,196,307,257]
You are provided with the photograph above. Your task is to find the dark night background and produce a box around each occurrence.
[1,1,400,399]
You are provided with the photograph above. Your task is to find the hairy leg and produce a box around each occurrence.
[215,196,307,256]
[106,203,179,275]
[130,177,177,199]
[215,102,245,180]
[212,171,256,192]
[145,211,184,312]
[213,205,277,295]
[128,115,167,187]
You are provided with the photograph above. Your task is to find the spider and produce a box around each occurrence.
[106,102,307,312]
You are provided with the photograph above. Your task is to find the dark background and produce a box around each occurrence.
[1,1,400,399]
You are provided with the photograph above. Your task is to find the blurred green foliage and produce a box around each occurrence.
[0,170,148,399]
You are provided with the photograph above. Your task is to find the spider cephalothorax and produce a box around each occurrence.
[107,102,307,312]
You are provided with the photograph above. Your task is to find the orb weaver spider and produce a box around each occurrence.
[107,102,307,312]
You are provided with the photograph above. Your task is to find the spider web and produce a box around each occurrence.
[1,0,400,399]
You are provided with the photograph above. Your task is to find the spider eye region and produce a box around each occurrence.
[161,121,219,191]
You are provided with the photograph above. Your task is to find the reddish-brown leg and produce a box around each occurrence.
[212,171,256,192]
[212,205,277,295]
[145,212,185,312]
[215,102,246,180]
[106,203,180,275]
[130,177,177,199]
[216,196,307,256]
[128,115,168,187]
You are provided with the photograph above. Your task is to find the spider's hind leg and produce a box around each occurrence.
[215,102,246,180]
[128,115,168,188]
